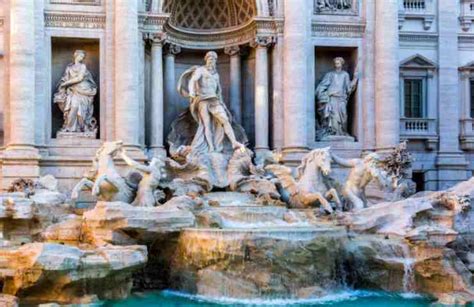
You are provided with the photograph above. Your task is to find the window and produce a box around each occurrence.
[471,79,474,118]
[404,79,423,118]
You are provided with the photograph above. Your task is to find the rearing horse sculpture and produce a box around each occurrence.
[266,147,341,213]
[71,141,135,203]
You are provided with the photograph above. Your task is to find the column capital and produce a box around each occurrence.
[224,45,241,56]
[144,32,167,45]
[250,36,274,49]
[164,43,181,56]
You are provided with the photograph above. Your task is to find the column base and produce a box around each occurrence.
[435,152,468,190]
[2,145,40,191]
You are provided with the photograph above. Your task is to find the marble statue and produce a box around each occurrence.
[266,148,341,213]
[332,152,395,210]
[176,51,244,156]
[53,50,97,137]
[71,141,134,203]
[315,57,358,140]
[120,148,166,207]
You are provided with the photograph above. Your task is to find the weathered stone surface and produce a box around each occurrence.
[0,294,19,307]
[83,196,196,245]
[167,227,348,299]
[41,216,82,242]
[0,243,147,304]
[339,197,433,235]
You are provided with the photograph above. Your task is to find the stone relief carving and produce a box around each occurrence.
[266,148,341,213]
[315,57,358,141]
[315,0,353,14]
[53,50,98,138]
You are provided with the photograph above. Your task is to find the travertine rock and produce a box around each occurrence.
[0,243,147,304]
[0,294,19,307]
[41,216,82,242]
[83,197,196,245]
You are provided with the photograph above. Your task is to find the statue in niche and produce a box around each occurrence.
[176,51,245,157]
[315,57,358,141]
[53,50,97,138]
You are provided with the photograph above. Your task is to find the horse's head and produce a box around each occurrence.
[297,147,332,177]
[100,141,123,157]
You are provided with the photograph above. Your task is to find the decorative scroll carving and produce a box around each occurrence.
[164,43,181,56]
[224,45,240,56]
[250,36,275,48]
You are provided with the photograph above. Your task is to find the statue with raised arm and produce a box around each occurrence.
[176,51,244,156]
[332,152,394,210]
[120,149,166,207]
[315,57,358,140]
[53,50,97,136]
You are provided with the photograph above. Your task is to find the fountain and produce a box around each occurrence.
[1,53,474,307]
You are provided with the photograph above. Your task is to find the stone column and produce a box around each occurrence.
[374,0,399,150]
[3,0,40,189]
[224,46,242,124]
[7,0,37,150]
[252,37,272,157]
[149,33,166,157]
[282,0,309,161]
[436,0,467,189]
[272,24,284,150]
[115,0,141,150]
[163,44,181,139]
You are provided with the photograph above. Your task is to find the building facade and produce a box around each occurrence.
[0,0,473,192]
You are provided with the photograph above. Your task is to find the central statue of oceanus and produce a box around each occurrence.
[175,51,245,157]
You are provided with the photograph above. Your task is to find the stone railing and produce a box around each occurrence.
[398,0,434,30]
[403,0,426,12]
[460,0,474,31]
[400,118,438,150]
[49,0,101,5]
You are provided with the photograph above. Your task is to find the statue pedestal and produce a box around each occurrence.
[320,135,355,142]
[56,130,97,139]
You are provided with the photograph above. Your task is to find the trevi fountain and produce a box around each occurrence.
[1,0,474,306]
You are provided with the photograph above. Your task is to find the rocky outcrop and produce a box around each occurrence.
[0,243,147,304]
[166,227,347,299]
[82,196,197,245]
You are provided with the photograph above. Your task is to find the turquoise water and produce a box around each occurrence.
[104,290,436,307]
